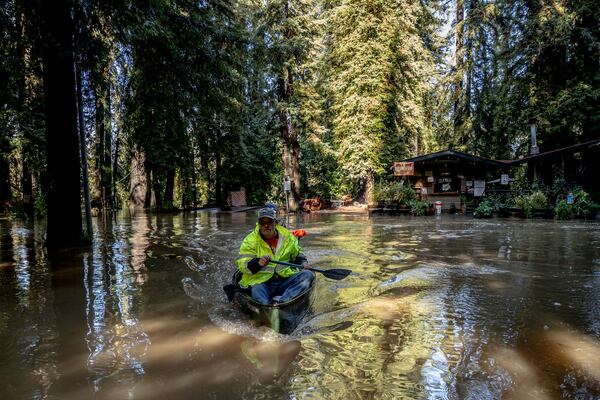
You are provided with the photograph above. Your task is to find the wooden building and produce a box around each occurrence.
[394,138,600,212]
[394,150,511,211]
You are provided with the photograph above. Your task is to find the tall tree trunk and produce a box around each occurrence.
[15,7,32,215]
[165,168,175,211]
[191,141,197,209]
[144,168,152,208]
[93,64,112,210]
[129,145,146,210]
[215,147,222,208]
[464,0,476,124]
[278,75,299,212]
[41,0,83,247]
[278,0,299,213]
[0,129,10,207]
[454,0,465,137]
[106,82,113,206]
[94,87,106,208]
[287,70,301,210]
[112,129,119,209]
[279,76,292,204]
[76,59,93,240]
[152,169,162,211]
[366,171,375,206]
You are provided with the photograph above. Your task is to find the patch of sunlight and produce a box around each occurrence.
[485,279,509,291]
[0,261,15,270]
[544,328,600,382]
[492,347,553,400]
[374,267,437,297]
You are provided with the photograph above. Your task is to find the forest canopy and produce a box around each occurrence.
[0,0,598,219]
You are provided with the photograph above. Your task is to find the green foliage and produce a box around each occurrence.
[33,192,47,218]
[373,181,416,206]
[554,200,574,220]
[484,193,514,210]
[515,190,549,218]
[409,200,431,216]
[3,0,600,217]
[321,0,442,200]
[473,201,494,218]
[554,188,600,220]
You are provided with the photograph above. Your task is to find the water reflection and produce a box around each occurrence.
[84,216,151,396]
[1,213,600,399]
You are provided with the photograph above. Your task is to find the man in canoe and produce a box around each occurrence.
[236,207,315,304]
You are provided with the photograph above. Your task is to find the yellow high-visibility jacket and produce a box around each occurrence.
[236,224,303,288]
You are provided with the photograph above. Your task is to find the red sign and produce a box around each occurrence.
[393,162,414,176]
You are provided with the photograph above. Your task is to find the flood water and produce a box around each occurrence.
[1,211,600,399]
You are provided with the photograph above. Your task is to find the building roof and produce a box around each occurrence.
[399,138,600,169]
[399,149,509,169]
[507,138,600,165]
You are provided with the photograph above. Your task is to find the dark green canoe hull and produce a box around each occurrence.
[227,271,315,334]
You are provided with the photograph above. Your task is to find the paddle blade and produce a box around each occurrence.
[315,268,352,280]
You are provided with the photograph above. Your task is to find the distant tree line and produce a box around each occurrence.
[0,0,598,246]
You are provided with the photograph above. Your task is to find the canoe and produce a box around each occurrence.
[223,270,315,334]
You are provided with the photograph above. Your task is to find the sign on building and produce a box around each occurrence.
[474,180,486,197]
[393,162,414,176]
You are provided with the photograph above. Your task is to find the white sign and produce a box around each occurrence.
[501,174,509,185]
[474,180,485,197]
[283,179,291,192]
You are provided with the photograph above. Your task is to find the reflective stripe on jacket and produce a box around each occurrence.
[236,224,303,288]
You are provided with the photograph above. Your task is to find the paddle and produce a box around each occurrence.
[268,259,351,280]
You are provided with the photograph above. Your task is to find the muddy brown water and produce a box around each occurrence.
[1,211,600,399]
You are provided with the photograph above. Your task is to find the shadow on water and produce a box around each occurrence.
[1,212,600,399]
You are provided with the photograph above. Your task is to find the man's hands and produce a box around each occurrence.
[248,255,309,274]
[248,255,272,274]
[258,255,271,267]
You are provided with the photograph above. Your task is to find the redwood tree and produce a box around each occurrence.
[40,0,83,247]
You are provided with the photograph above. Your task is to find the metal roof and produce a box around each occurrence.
[399,149,510,169]
[398,138,600,169]
[507,138,600,165]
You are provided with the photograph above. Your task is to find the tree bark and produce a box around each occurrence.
[165,168,175,211]
[76,59,93,240]
[144,168,152,208]
[93,63,112,210]
[278,0,299,213]
[152,169,162,211]
[454,0,465,136]
[288,70,301,210]
[15,6,32,215]
[215,148,223,208]
[191,140,197,209]
[41,0,83,247]
[112,128,119,209]
[129,145,146,210]
[0,129,10,207]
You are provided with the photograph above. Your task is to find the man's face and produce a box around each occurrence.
[258,218,277,238]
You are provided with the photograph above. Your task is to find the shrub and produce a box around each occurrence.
[373,180,416,205]
[515,190,548,218]
[554,188,600,220]
[554,200,574,220]
[409,200,430,216]
[473,201,493,218]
